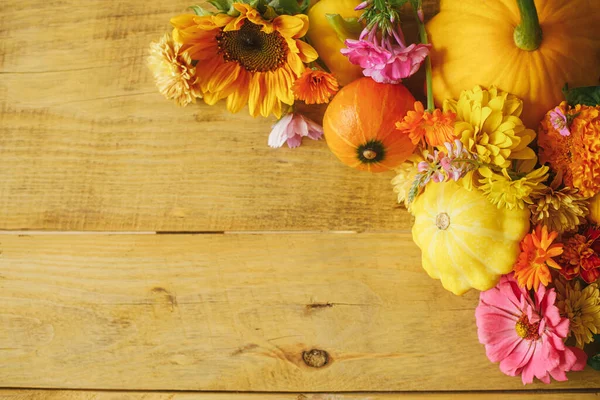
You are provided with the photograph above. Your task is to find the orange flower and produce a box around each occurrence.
[396,101,456,147]
[292,69,339,104]
[513,225,563,290]
[170,3,318,118]
[539,102,600,197]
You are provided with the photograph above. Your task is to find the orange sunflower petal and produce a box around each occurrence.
[296,40,318,64]
[273,14,308,38]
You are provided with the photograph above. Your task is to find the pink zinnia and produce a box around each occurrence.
[267,113,323,148]
[476,274,587,385]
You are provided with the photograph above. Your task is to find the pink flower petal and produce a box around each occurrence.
[476,273,586,385]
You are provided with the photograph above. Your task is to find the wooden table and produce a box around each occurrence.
[1,0,598,398]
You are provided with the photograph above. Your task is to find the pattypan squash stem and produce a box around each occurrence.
[413,6,434,111]
[514,0,543,51]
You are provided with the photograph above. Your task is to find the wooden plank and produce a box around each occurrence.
[0,233,598,391]
[1,390,599,400]
[0,0,440,232]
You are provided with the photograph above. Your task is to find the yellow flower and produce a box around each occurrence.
[443,86,537,173]
[555,278,600,348]
[147,33,202,107]
[170,3,318,118]
[529,185,589,234]
[478,166,549,210]
[391,153,424,211]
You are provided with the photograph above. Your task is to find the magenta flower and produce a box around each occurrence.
[341,23,431,84]
[549,106,571,137]
[476,274,587,385]
[267,113,323,148]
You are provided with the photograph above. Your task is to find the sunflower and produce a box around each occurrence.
[171,3,318,118]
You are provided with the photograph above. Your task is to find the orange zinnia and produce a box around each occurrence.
[170,3,318,118]
[292,69,339,104]
[513,225,563,290]
[396,101,456,147]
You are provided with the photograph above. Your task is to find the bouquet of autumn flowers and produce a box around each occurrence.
[148,0,600,386]
[393,83,600,384]
[147,0,432,148]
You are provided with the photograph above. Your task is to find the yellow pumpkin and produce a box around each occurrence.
[307,0,364,86]
[411,181,530,295]
[589,194,600,225]
[427,0,600,128]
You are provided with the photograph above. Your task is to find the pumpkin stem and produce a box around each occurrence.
[514,0,542,51]
[363,149,378,160]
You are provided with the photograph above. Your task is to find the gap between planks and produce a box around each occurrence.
[0,230,412,235]
[0,389,599,399]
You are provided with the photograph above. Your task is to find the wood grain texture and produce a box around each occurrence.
[1,391,598,400]
[0,233,598,391]
[0,0,444,232]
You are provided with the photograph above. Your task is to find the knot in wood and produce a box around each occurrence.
[302,349,329,368]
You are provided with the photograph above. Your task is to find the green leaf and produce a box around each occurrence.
[299,0,311,13]
[263,5,278,20]
[267,0,302,14]
[209,0,232,12]
[188,5,213,16]
[563,83,600,107]
[407,174,424,205]
[588,353,600,371]
[326,14,363,43]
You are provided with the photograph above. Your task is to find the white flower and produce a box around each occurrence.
[268,113,323,148]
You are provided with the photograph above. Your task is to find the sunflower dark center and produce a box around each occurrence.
[216,21,288,73]
[357,140,386,164]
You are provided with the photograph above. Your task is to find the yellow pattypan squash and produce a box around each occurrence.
[427,0,600,129]
[307,0,364,86]
[589,193,600,225]
[411,181,530,295]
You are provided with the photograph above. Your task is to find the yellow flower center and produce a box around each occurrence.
[515,314,540,340]
[216,21,288,73]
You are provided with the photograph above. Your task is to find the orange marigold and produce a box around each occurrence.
[539,101,600,198]
[513,225,563,290]
[396,101,456,147]
[292,69,339,104]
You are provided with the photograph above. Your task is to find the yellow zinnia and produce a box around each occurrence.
[555,278,600,348]
[171,3,318,118]
[478,166,549,210]
[444,86,537,173]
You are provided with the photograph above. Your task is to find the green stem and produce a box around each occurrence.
[514,0,542,51]
[414,8,434,111]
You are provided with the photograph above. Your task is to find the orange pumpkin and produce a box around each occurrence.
[427,0,600,129]
[323,78,416,172]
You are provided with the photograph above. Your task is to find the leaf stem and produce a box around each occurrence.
[412,4,434,111]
